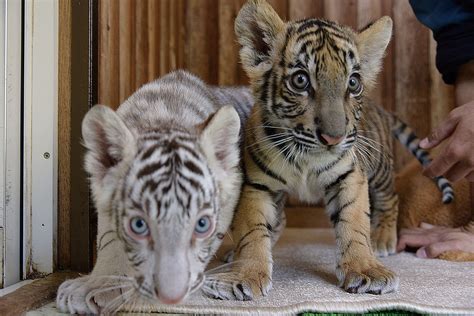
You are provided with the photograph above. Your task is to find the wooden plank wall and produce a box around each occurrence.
[58,0,72,270]
[98,0,455,169]
[57,0,71,269]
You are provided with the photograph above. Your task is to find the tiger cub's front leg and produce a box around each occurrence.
[367,153,399,257]
[56,215,132,314]
[203,185,278,300]
[370,188,399,257]
[325,166,399,294]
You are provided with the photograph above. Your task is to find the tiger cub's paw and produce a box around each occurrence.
[56,275,132,314]
[57,276,101,314]
[371,224,397,257]
[202,265,272,301]
[337,259,399,294]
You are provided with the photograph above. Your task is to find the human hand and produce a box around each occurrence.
[397,222,474,258]
[419,101,474,182]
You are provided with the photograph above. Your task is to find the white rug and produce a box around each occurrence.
[31,228,474,315]
[128,228,474,315]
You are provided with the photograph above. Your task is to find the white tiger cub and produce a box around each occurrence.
[56,70,253,314]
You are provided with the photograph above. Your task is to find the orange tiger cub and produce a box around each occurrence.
[396,159,472,261]
[202,0,456,300]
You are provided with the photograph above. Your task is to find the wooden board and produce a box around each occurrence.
[68,0,98,272]
[58,0,71,271]
[0,272,79,316]
[97,1,451,170]
[393,0,431,168]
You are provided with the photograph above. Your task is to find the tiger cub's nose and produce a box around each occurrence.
[317,131,345,145]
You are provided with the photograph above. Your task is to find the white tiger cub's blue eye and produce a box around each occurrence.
[194,215,213,237]
[130,216,149,236]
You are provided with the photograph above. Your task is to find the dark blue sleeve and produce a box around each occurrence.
[410,0,474,84]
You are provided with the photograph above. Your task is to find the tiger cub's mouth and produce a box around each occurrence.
[340,128,358,150]
[291,127,357,153]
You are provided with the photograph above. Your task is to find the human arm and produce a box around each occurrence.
[420,61,474,183]
[397,61,474,258]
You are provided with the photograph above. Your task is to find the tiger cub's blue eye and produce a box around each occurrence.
[290,71,310,91]
[130,216,149,236]
[194,215,213,237]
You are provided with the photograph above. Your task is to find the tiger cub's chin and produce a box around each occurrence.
[56,70,254,314]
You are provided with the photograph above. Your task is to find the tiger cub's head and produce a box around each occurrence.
[82,104,241,304]
[236,0,392,155]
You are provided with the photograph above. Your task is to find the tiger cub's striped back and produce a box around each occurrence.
[56,70,253,313]
[117,70,252,137]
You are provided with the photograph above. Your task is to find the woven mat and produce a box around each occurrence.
[130,228,474,315]
[31,228,474,315]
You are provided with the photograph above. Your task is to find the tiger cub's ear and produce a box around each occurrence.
[199,106,241,179]
[82,105,136,181]
[356,16,392,89]
[235,0,285,75]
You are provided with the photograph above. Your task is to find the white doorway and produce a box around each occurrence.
[0,0,23,288]
[0,0,58,288]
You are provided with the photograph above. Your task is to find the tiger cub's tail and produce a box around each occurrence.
[391,118,454,204]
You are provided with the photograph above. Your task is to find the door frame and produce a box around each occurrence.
[22,0,59,278]
[0,0,23,288]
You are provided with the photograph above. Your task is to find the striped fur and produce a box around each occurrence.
[204,0,452,301]
[56,70,253,313]
[391,119,454,203]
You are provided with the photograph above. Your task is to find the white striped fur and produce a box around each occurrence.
[56,70,253,314]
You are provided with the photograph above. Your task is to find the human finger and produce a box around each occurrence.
[416,247,428,258]
[466,171,474,182]
[422,241,460,258]
[396,233,433,252]
[444,162,472,182]
[419,222,435,229]
[423,150,457,178]
[419,118,458,149]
